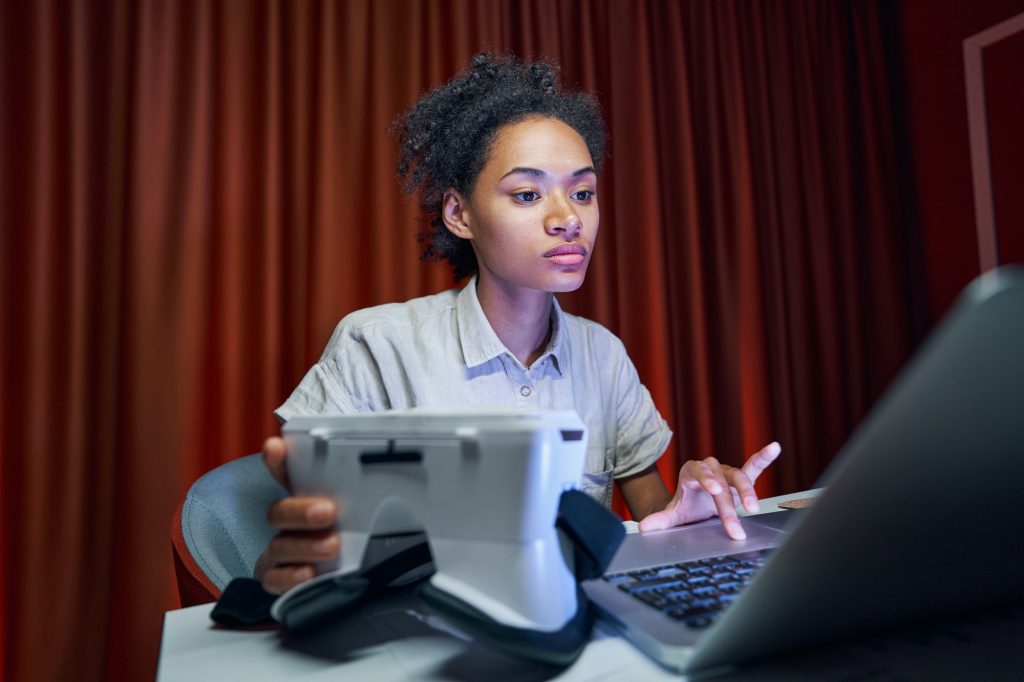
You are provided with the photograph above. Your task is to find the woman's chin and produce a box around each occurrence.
[546,269,588,293]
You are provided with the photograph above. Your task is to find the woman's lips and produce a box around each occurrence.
[544,244,587,266]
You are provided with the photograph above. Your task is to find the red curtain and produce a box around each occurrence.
[0,1,923,679]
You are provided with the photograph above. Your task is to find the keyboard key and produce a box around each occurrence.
[624,575,688,592]
[664,589,692,602]
[666,603,720,621]
[615,550,770,617]
[655,566,685,577]
[628,569,659,579]
[634,591,668,609]
[604,573,632,585]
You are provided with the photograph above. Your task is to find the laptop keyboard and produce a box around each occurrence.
[603,549,773,629]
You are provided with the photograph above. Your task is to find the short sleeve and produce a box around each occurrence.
[273,321,390,422]
[608,341,673,479]
[274,361,357,422]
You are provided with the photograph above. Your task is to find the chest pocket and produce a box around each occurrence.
[578,437,613,508]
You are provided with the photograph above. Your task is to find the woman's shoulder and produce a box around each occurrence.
[332,287,461,338]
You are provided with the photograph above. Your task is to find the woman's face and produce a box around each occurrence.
[446,116,599,297]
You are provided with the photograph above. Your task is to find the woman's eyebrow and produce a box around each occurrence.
[500,166,597,180]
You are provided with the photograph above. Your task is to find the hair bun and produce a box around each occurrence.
[528,62,557,93]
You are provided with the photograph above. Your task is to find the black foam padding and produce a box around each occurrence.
[420,582,594,667]
[210,578,277,627]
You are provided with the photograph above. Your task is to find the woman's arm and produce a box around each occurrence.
[617,466,673,520]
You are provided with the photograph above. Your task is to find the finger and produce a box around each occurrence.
[263,436,289,489]
[712,492,746,540]
[638,510,673,532]
[266,530,340,564]
[689,458,726,496]
[267,496,336,530]
[726,468,759,513]
[676,460,709,492]
[701,460,747,540]
[741,442,781,482]
[261,565,316,595]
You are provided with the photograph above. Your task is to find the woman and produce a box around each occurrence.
[257,54,780,595]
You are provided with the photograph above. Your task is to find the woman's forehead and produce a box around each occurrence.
[486,117,595,175]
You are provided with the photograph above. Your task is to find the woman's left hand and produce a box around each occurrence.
[638,442,782,539]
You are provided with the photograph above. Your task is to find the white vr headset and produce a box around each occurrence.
[256,409,625,666]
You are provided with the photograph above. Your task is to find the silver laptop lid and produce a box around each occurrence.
[589,266,1024,675]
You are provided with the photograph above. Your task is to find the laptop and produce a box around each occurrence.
[583,265,1024,676]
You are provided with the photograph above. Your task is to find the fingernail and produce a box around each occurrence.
[729,520,747,540]
[309,501,333,523]
[746,496,760,512]
[315,536,337,556]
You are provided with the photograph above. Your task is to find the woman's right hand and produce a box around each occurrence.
[255,436,340,594]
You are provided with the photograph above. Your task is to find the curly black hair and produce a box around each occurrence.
[392,53,607,281]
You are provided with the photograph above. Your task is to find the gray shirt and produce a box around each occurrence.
[275,276,672,507]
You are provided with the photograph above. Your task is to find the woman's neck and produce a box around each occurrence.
[475,276,553,367]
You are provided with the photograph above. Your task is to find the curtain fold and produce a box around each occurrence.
[0,1,923,679]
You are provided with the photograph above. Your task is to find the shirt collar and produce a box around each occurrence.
[456,275,566,374]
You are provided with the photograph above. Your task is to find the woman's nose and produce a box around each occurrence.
[544,198,582,236]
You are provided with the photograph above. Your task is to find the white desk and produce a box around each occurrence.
[159,601,683,681]
[158,484,1024,681]
[159,485,1024,680]
[159,598,1024,681]
[158,490,826,681]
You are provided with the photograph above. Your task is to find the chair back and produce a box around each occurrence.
[171,453,287,606]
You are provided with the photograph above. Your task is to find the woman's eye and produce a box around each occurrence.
[571,190,594,201]
[513,191,540,202]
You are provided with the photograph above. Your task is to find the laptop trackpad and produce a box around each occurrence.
[606,516,787,575]
[741,508,808,531]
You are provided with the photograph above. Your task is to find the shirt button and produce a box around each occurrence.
[520,386,532,397]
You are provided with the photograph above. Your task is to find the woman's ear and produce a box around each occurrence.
[442,190,474,239]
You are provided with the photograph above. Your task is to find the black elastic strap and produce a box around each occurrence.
[556,489,626,581]
[211,578,277,627]
[210,533,434,630]
[276,536,434,631]
[420,581,594,667]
